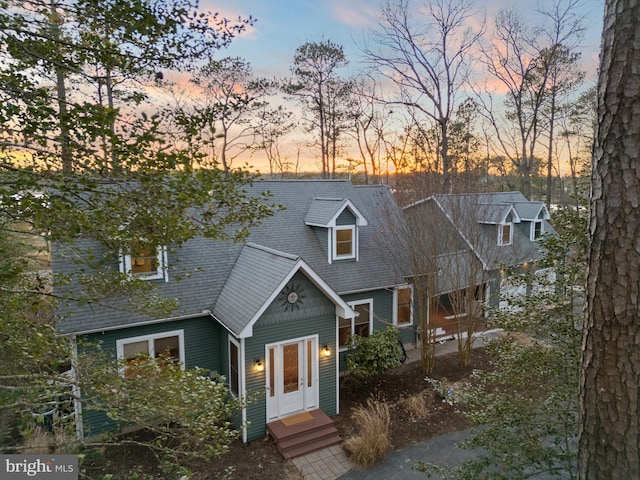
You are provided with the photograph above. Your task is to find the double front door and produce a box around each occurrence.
[266,336,318,421]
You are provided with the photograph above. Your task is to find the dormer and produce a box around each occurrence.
[511,202,551,241]
[304,197,368,264]
[476,203,522,247]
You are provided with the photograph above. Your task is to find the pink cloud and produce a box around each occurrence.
[330,0,378,27]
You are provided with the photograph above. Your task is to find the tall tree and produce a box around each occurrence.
[536,1,586,208]
[252,104,296,178]
[179,57,267,171]
[362,0,483,193]
[0,0,251,173]
[348,76,388,184]
[477,1,585,200]
[579,0,640,477]
[284,40,351,179]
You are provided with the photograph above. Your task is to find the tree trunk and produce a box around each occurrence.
[49,2,72,173]
[579,1,640,478]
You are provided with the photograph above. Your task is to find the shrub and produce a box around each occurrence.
[345,326,402,378]
[343,398,391,466]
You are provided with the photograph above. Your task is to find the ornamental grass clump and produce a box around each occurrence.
[343,398,391,466]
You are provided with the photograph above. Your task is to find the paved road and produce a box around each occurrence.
[338,429,476,480]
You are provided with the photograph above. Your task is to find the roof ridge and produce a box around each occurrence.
[245,242,299,261]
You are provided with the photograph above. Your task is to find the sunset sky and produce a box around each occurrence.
[195,0,606,174]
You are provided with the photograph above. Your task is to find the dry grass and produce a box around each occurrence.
[18,426,78,454]
[343,398,392,467]
[398,393,428,418]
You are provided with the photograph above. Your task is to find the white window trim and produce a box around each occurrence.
[339,298,373,352]
[119,245,168,281]
[332,225,357,262]
[228,336,241,398]
[116,329,185,374]
[530,220,544,241]
[498,222,513,246]
[393,285,414,327]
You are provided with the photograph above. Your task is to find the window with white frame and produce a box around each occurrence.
[531,220,544,240]
[498,222,512,246]
[338,300,372,350]
[116,330,184,376]
[120,244,168,281]
[333,226,356,260]
[228,338,240,397]
[394,286,413,326]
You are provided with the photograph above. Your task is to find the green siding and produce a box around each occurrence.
[79,316,221,438]
[242,272,338,441]
[336,209,356,225]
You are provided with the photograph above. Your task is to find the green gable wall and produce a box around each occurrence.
[242,272,338,442]
[79,316,222,438]
[336,209,356,225]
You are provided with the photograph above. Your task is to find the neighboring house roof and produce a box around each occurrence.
[53,180,410,336]
[476,203,521,225]
[405,192,557,272]
[511,201,551,221]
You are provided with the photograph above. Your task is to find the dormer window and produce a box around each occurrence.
[120,244,168,281]
[498,222,512,246]
[531,220,543,240]
[334,226,355,260]
[304,197,368,264]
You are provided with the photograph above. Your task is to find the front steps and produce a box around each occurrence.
[266,409,342,459]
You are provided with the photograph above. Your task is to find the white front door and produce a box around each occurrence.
[266,336,318,421]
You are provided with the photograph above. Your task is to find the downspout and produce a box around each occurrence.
[69,335,84,441]
[240,337,248,443]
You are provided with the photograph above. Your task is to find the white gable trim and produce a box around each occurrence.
[519,203,551,221]
[305,199,368,227]
[477,205,522,225]
[237,258,356,338]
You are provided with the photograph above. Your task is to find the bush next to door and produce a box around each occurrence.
[346,326,402,378]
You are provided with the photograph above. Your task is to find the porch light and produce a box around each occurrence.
[254,360,264,372]
[322,345,331,357]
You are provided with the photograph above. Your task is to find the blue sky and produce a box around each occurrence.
[206,0,605,79]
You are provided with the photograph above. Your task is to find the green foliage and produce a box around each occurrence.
[76,350,242,470]
[345,326,403,378]
[0,2,266,475]
[420,206,586,479]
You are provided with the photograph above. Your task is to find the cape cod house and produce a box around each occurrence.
[53,183,555,455]
[53,180,415,451]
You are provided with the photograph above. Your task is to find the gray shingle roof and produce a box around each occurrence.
[476,203,518,224]
[511,201,549,220]
[405,192,557,271]
[212,243,299,335]
[54,180,411,335]
[304,197,368,227]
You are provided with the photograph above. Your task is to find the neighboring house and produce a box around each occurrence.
[53,180,415,443]
[403,192,557,337]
